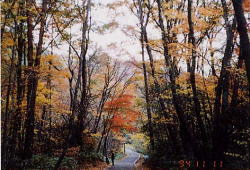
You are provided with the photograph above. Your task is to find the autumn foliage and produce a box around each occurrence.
[1,0,250,169]
[104,94,139,133]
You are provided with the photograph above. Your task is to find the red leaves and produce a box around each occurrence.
[104,94,139,133]
[105,94,133,108]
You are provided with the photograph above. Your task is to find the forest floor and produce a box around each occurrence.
[134,156,150,170]
[78,161,108,169]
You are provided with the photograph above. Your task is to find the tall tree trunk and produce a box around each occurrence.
[140,26,155,150]
[155,0,195,157]
[23,0,48,159]
[187,0,208,158]
[22,0,35,159]
[2,45,15,168]
[140,7,180,153]
[76,0,91,148]
[15,4,26,153]
[212,0,236,160]
[232,0,250,88]
[231,59,244,107]
[138,0,155,150]
[97,122,108,152]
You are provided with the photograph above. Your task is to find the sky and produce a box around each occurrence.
[47,0,143,62]
[46,0,250,76]
[90,0,141,61]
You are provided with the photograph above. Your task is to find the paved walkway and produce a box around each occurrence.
[107,148,140,170]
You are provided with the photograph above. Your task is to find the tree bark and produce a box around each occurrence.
[139,2,181,153]
[23,0,48,159]
[187,0,208,158]
[212,0,236,160]
[2,45,15,168]
[155,0,195,157]
[138,0,155,150]
[76,0,91,148]
[232,0,250,88]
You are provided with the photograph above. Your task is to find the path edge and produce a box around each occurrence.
[133,153,141,166]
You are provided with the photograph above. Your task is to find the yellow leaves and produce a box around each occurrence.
[35,59,70,115]
[1,2,18,15]
[16,16,27,21]
[176,72,217,98]
[154,117,173,124]
[147,39,162,50]
[132,71,144,82]
[171,22,189,34]
[167,43,193,60]
[107,1,125,10]
[63,2,71,8]
[60,70,71,79]
[170,6,222,37]
[198,7,223,18]
[36,82,53,106]
[91,133,102,138]
[131,133,145,140]
[224,152,245,159]
[194,18,210,31]
[29,6,38,15]
[162,0,182,10]
[1,2,9,11]
[175,77,192,95]
[195,7,223,31]
[114,135,125,142]
[41,55,62,68]
[164,9,186,19]
[162,1,171,9]
[40,54,69,82]
[83,129,90,134]
[34,129,39,134]
[55,147,80,157]
[168,43,182,58]
[130,133,149,151]
[2,37,15,48]
[162,0,186,20]
[202,75,217,97]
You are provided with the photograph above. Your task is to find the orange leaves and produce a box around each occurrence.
[104,94,140,133]
[198,7,223,18]
[243,0,250,12]
[105,94,133,109]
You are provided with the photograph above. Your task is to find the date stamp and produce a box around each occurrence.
[179,160,223,168]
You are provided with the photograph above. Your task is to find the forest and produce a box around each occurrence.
[1,0,250,169]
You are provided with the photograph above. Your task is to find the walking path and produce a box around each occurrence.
[107,148,140,170]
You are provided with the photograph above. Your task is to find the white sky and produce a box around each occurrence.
[90,0,142,61]
[47,0,143,62]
